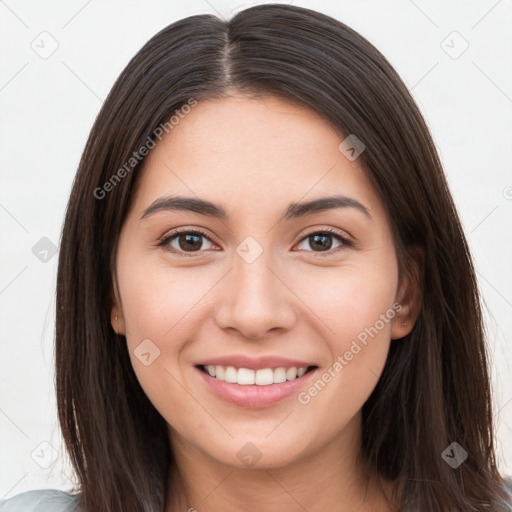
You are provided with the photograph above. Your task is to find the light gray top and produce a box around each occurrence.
[2,480,512,511]
[0,490,80,512]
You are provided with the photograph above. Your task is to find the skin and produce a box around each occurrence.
[111,94,420,512]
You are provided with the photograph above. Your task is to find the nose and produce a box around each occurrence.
[214,250,296,340]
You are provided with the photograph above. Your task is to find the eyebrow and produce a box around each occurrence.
[139,194,372,222]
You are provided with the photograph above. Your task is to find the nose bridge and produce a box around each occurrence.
[215,240,295,339]
[234,248,277,302]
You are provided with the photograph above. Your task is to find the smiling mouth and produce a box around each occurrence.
[196,364,318,386]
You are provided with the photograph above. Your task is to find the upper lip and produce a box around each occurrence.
[195,355,317,371]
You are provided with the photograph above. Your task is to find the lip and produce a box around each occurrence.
[195,364,318,409]
[195,355,315,371]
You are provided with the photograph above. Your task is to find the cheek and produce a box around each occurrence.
[118,252,211,343]
[116,255,209,426]
[116,254,221,399]
[294,259,398,347]
[292,259,398,422]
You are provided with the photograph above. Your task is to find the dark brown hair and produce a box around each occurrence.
[55,4,512,511]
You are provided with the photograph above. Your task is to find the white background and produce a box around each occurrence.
[1,0,511,498]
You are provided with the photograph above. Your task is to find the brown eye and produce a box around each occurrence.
[295,229,352,255]
[158,229,216,255]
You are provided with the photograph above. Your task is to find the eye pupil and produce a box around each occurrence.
[309,234,332,251]
[179,233,203,251]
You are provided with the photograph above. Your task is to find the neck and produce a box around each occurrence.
[165,413,398,512]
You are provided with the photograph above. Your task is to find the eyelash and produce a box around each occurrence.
[156,226,353,257]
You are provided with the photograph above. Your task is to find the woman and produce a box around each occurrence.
[2,4,511,511]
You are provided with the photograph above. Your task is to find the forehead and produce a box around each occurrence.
[151,94,342,167]
[130,94,383,221]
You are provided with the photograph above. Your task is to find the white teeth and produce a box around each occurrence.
[286,367,297,380]
[224,366,238,383]
[255,368,274,386]
[237,368,255,385]
[215,365,224,380]
[273,367,287,383]
[202,364,310,385]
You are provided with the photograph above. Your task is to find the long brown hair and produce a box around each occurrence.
[55,4,511,511]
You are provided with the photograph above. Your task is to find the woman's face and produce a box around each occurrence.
[111,94,414,470]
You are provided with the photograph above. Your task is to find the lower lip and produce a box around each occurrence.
[195,366,317,408]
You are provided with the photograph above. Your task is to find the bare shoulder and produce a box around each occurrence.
[0,489,81,512]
